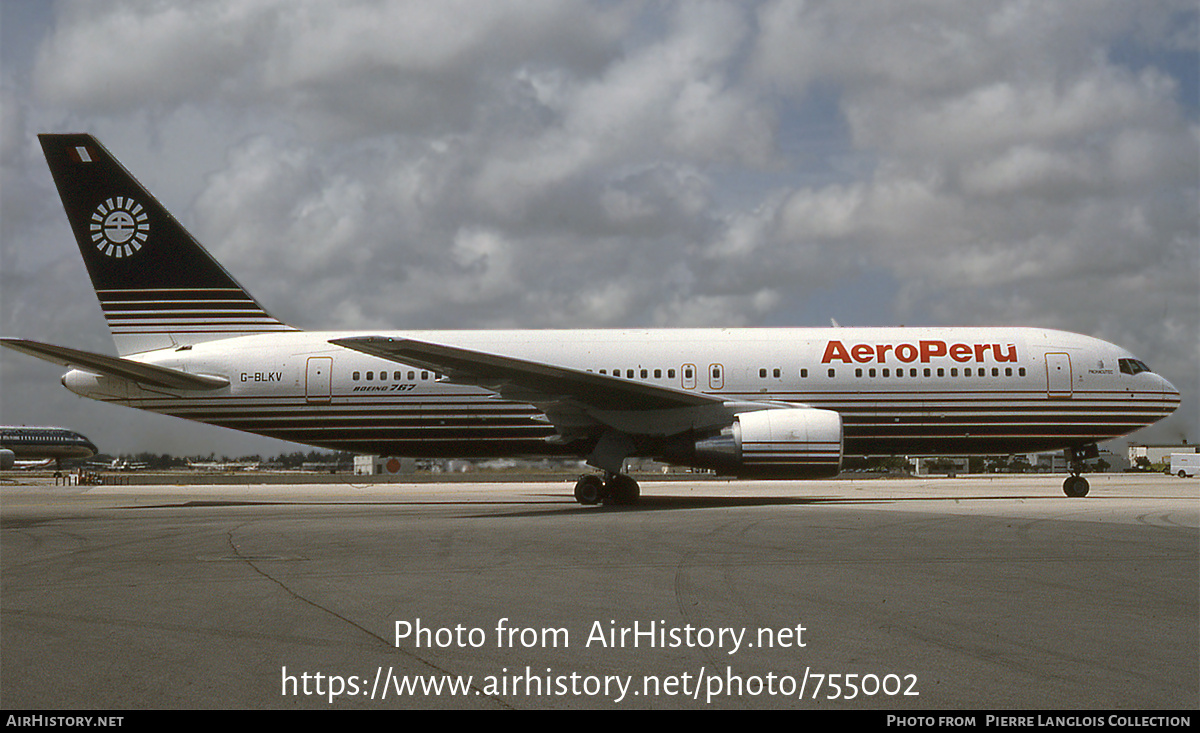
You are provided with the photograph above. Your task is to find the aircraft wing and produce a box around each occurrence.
[1,338,229,391]
[329,335,745,438]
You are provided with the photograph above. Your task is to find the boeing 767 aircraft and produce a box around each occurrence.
[1,135,1180,503]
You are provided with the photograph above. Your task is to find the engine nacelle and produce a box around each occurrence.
[684,407,843,478]
[62,369,131,401]
[0,449,13,471]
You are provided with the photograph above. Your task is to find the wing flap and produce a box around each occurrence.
[1,338,228,390]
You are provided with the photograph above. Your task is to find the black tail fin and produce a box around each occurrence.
[38,134,294,355]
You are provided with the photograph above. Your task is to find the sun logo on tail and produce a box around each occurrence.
[90,197,149,258]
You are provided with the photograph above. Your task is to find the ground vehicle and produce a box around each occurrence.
[1169,453,1198,478]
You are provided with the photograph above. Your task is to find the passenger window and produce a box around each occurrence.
[353,371,361,381]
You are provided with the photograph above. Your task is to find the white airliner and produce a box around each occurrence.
[1,134,1181,503]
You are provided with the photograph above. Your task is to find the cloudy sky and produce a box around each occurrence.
[1,0,1196,459]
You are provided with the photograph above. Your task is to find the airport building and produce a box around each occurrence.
[353,455,417,475]
[1127,442,1195,466]
[911,449,1128,475]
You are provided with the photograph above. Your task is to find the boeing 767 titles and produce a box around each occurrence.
[1,135,1180,503]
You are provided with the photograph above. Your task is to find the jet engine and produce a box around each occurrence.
[675,407,843,478]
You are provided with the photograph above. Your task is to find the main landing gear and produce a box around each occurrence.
[573,472,641,506]
[1062,444,1099,498]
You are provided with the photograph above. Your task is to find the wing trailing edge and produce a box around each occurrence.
[328,335,765,448]
[329,335,723,412]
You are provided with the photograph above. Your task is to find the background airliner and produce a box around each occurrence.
[0,426,98,471]
[1,134,1180,503]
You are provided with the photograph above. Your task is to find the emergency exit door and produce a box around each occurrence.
[306,357,332,404]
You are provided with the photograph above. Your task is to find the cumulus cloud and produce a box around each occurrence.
[2,0,1195,454]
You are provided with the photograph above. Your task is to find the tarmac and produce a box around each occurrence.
[1,473,1196,709]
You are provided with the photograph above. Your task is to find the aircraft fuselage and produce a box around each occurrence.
[61,326,1178,462]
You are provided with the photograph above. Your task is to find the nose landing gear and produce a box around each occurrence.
[1063,474,1089,497]
[1062,444,1099,497]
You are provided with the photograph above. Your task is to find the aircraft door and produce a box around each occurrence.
[709,363,725,390]
[1045,353,1072,398]
[681,364,697,390]
[306,357,333,404]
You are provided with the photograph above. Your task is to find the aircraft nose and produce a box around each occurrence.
[1161,375,1181,412]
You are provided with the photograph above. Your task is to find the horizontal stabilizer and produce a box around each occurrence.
[1,338,228,390]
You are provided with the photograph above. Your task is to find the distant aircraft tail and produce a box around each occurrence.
[38,134,295,355]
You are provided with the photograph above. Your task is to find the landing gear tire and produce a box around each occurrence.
[573,473,640,505]
[604,474,640,506]
[574,475,604,505]
[1062,475,1090,498]
[1062,444,1096,498]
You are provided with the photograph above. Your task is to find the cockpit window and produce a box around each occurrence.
[1119,358,1152,375]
